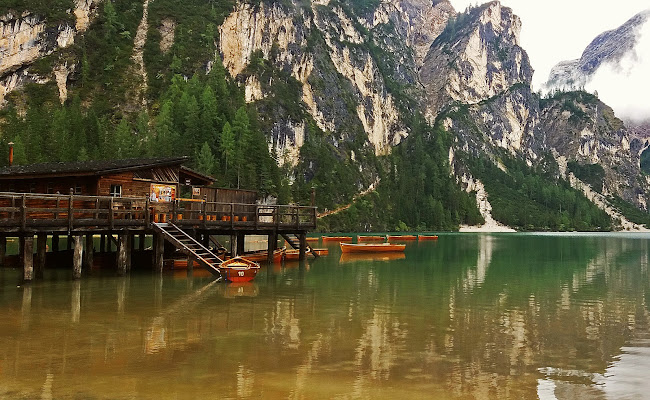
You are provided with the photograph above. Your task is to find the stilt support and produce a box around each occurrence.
[117,233,129,275]
[267,233,276,263]
[299,233,307,261]
[237,232,245,256]
[72,235,82,279]
[22,236,34,282]
[0,235,7,266]
[230,234,237,257]
[36,233,47,278]
[52,234,60,252]
[153,233,164,272]
[84,234,94,269]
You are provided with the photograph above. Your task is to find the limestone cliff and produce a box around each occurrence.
[0,1,101,105]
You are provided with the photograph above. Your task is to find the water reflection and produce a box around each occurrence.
[0,234,649,398]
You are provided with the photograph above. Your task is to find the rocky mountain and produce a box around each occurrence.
[0,0,648,231]
[545,9,650,91]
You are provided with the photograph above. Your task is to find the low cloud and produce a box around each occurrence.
[586,21,650,124]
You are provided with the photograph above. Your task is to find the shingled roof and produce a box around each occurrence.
[0,157,191,179]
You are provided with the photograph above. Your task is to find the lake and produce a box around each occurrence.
[1,233,649,399]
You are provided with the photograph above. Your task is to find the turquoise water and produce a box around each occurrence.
[0,233,649,399]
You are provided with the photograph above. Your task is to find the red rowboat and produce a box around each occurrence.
[386,235,417,241]
[322,236,353,242]
[340,243,406,253]
[239,248,285,263]
[357,235,386,242]
[418,235,439,240]
[339,252,406,263]
[218,257,261,282]
[284,248,329,260]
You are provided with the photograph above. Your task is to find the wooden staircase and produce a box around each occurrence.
[281,233,319,257]
[153,223,224,276]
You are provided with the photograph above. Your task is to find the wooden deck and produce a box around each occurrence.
[0,192,317,234]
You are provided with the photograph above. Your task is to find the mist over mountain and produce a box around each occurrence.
[545,9,650,125]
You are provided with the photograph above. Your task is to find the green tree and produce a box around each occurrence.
[220,122,235,185]
[196,142,216,176]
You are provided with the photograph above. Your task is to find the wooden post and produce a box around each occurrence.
[20,193,26,231]
[202,232,210,249]
[116,233,128,275]
[0,235,6,266]
[68,189,74,232]
[230,234,237,257]
[139,234,145,251]
[237,232,245,256]
[267,232,276,264]
[22,236,34,282]
[99,234,105,253]
[299,232,307,261]
[84,234,94,269]
[187,254,195,272]
[153,233,164,272]
[67,235,72,251]
[36,233,47,279]
[72,235,82,279]
[52,234,60,252]
[126,233,132,272]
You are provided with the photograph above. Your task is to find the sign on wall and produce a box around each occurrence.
[150,184,176,203]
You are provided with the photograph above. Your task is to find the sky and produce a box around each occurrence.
[448,0,649,92]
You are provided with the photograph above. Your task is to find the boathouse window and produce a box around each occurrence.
[110,184,122,197]
[74,184,82,194]
[29,183,36,193]
[47,182,54,194]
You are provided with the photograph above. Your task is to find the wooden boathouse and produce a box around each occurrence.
[0,157,317,281]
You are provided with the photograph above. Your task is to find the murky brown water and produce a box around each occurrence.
[1,233,649,399]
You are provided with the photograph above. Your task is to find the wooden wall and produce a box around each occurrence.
[97,172,151,197]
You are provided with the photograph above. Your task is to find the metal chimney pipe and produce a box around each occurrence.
[8,142,14,166]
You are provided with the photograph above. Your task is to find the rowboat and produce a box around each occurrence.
[418,234,439,240]
[218,257,261,282]
[357,235,386,242]
[340,242,406,253]
[306,237,320,243]
[322,236,353,242]
[240,248,285,263]
[284,248,329,260]
[386,235,417,241]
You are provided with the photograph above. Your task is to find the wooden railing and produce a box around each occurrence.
[0,193,317,231]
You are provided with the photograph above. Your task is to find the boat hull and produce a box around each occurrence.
[340,243,406,253]
[322,236,353,242]
[284,248,329,260]
[218,257,261,282]
[386,235,417,241]
[418,235,439,240]
[357,236,385,242]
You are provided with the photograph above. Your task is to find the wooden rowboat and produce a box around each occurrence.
[340,243,406,253]
[240,248,285,263]
[218,257,261,282]
[418,235,439,240]
[322,236,353,242]
[306,237,320,243]
[386,235,417,241]
[357,235,386,242]
[284,248,329,261]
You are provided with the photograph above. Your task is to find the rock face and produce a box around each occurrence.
[418,2,647,209]
[420,2,532,121]
[546,9,650,90]
[0,1,101,105]
[218,0,427,165]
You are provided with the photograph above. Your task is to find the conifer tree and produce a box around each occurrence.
[220,122,235,185]
[196,142,216,177]
[155,100,177,157]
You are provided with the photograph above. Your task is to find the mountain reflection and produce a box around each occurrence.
[0,234,649,398]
